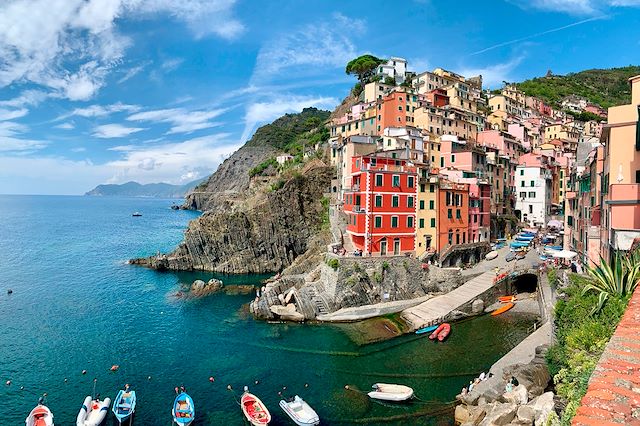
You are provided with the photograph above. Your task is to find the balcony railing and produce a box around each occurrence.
[352,206,365,213]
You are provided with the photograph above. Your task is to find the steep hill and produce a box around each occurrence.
[86,179,204,198]
[517,65,640,108]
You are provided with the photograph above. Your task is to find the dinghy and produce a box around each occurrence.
[485,250,498,260]
[172,391,195,425]
[76,395,111,426]
[491,302,515,316]
[415,324,438,335]
[26,397,54,426]
[241,388,271,425]
[279,395,319,426]
[112,385,136,424]
[368,383,414,402]
[428,323,451,341]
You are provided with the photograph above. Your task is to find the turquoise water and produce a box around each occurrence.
[0,195,535,425]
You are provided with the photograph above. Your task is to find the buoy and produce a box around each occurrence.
[282,386,287,390]
[254,380,259,385]
[6,380,11,386]
[64,378,68,382]
[227,385,232,390]
[82,370,87,375]
[344,385,350,390]
[278,391,282,396]
[20,386,24,390]
[305,383,309,388]
[110,365,119,372]
[147,376,151,380]
[7,289,12,295]
[209,377,214,382]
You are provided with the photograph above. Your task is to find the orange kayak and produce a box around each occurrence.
[499,296,516,303]
[491,302,514,316]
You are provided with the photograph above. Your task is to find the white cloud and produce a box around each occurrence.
[241,95,338,142]
[458,56,525,89]
[93,123,145,138]
[251,13,364,84]
[65,102,140,119]
[127,107,227,134]
[0,121,47,152]
[0,108,28,121]
[117,61,150,84]
[0,0,244,100]
[162,58,184,72]
[54,122,75,130]
[512,0,640,14]
[0,90,49,108]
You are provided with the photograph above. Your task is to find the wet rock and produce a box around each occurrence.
[190,278,224,297]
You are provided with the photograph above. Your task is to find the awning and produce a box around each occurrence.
[547,219,563,228]
[549,249,577,259]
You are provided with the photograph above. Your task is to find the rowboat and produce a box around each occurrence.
[279,395,319,426]
[368,383,414,402]
[26,398,54,426]
[76,395,111,426]
[491,302,515,316]
[429,323,451,341]
[112,385,136,424]
[172,392,195,425]
[415,324,438,335]
[485,250,498,260]
[241,389,271,425]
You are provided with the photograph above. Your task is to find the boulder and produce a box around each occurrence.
[270,303,304,322]
[468,405,487,425]
[190,278,224,297]
[455,405,470,424]
[479,402,517,426]
[515,405,535,425]
[472,299,485,314]
[528,392,554,425]
[502,385,528,405]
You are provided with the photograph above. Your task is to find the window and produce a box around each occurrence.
[448,209,452,218]
[528,192,535,198]
[529,205,533,214]
[375,195,382,207]
[375,174,383,186]
[430,218,436,228]
[420,184,425,193]
[456,232,460,244]
[440,157,444,167]
[398,106,403,111]
[419,218,425,228]
[520,192,526,199]
[521,181,525,187]
[429,184,435,193]
[392,175,400,187]
[429,200,434,209]
[419,200,425,210]
[407,216,414,228]
[392,195,399,207]
[407,197,414,208]
[451,154,455,163]
[456,209,461,219]
[446,191,451,205]
[463,233,466,243]
[530,180,535,187]
[408,176,414,188]
[374,216,382,228]
[448,231,453,245]
[391,216,398,228]
[520,169,524,176]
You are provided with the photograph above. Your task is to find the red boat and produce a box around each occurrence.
[428,323,451,341]
[241,391,271,425]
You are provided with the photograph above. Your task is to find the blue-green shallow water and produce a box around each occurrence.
[0,195,535,425]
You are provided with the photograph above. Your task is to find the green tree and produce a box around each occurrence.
[583,249,640,313]
[345,55,386,83]
[384,76,396,86]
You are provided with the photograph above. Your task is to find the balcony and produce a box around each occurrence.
[345,184,361,192]
[352,205,365,213]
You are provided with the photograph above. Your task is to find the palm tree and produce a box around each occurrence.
[583,249,640,313]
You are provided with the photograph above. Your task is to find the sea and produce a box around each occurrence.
[0,195,535,425]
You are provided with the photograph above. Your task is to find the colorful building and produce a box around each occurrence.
[437,179,470,253]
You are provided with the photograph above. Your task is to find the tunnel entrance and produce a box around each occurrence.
[511,273,538,294]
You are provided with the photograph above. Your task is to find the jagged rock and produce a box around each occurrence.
[502,385,528,405]
[472,299,485,314]
[479,402,517,426]
[528,392,554,425]
[456,404,470,424]
[190,278,224,297]
[468,406,487,425]
[270,304,304,322]
[515,405,535,425]
[502,348,550,401]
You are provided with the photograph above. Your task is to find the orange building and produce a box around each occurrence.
[437,180,469,253]
[376,89,418,133]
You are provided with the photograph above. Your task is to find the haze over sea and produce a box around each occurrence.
[0,195,532,425]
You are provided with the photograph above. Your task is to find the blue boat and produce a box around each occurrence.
[113,385,136,424]
[510,242,530,248]
[172,391,195,425]
[415,325,438,335]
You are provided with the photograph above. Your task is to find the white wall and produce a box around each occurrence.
[515,166,552,227]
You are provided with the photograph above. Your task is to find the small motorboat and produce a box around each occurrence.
[241,388,271,425]
[428,323,451,341]
[368,383,414,402]
[132,212,142,217]
[112,384,136,424]
[485,250,498,260]
[491,302,515,316]
[415,324,438,335]
[172,391,195,425]
[279,395,319,426]
[76,395,111,426]
[26,397,54,426]
[505,252,516,262]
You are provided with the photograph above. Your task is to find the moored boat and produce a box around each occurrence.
[132,212,142,217]
[428,323,451,341]
[485,250,498,260]
[241,388,271,425]
[415,324,438,335]
[491,302,515,316]
[172,390,195,425]
[112,384,136,424]
[26,397,54,426]
[505,252,516,262]
[76,395,111,426]
[279,395,319,426]
[367,383,414,402]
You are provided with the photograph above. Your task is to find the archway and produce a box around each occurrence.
[511,273,538,294]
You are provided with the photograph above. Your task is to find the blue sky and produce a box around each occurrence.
[1,0,639,195]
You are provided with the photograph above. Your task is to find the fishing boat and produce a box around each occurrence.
[132,212,142,217]
[485,250,498,260]
[112,385,136,424]
[368,383,414,402]
[241,388,271,425]
[415,324,438,335]
[279,395,319,426]
[491,302,515,316]
[76,395,111,426]
[172,391,195,425]
[26,397,54,426]
[428,323,451,341]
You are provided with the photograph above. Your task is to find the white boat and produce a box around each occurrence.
[367,383,414,402]
[485,250,498,260]
[26,398,54,426]
[279,396,320,426]
[77,395,111,426]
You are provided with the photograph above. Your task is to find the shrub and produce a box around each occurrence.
[373,271,383,283]
[326,258,339,270]
[583,249,640,313]
[382,261,390,271]
[320,197,330,230]
[249,158,278,177]
[270,179,285,192]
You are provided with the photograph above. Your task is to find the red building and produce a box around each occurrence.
[344,155,418,256]
[437,180,469,252]
[425,89,449,107]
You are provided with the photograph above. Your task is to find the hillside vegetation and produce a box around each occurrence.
[517,65,640,108]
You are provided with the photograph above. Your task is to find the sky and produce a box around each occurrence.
[1,0,639,195]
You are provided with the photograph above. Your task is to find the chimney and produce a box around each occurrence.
[631,75,640,106]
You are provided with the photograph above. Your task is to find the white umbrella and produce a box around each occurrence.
[547,219,563,228]
[550,249,577,259]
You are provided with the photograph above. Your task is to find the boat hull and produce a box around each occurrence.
[172,392,195,425]
[112,389,136,423]
[241,392,271,425]
[415,325,438,335]
[491,302,515,316]
[279,396,319,426]
[368,383,414,402]
[26,404,54,426]
[77,396,111,426]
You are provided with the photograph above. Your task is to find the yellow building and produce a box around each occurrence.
[416,166,439,257]
[488,94,524,117]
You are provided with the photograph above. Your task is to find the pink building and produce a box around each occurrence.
[477,130,525,163]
